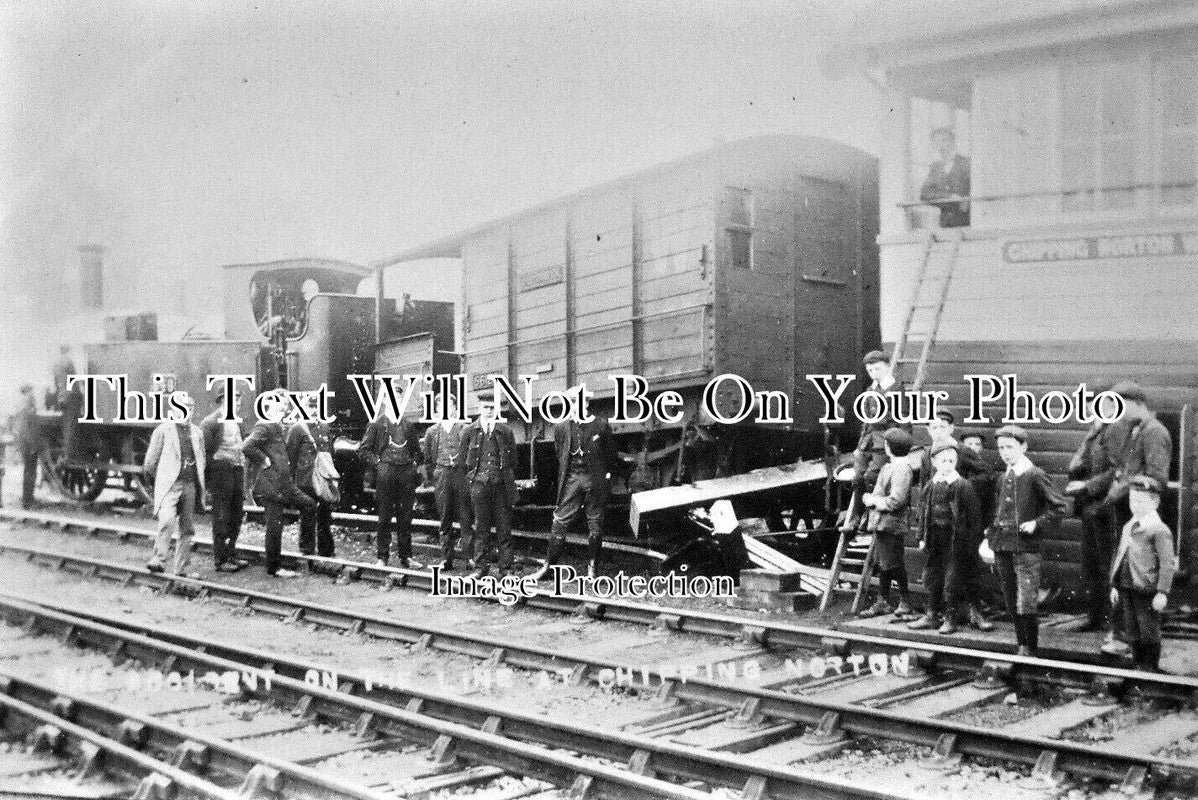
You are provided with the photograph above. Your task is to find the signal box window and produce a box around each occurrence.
[725,187,753,270]
[1060,60,1138,212]
[1155,52,1197,207]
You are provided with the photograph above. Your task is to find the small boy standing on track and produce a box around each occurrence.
[1108,475,1175,672]
[857,428,915,619]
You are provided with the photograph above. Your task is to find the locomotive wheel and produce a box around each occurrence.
[43,443,108,504]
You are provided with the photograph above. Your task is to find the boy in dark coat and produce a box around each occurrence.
[985,425,1067,656]
[909,442,991,634]
[1108,475,1176,671]
[857,428,915,618]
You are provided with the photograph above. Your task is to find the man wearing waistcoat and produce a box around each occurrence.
[462,395,517,579]
[532,406,616,581]
[359,406,423,568]
[422,392,474,570]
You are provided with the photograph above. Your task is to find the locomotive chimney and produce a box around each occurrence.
[78,243,106,309]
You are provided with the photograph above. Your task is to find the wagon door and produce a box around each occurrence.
[511,210,569,399]
[461,228,511,390]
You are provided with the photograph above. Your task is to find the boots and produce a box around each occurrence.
[937,611,958,635]
[968,604,995,632]
[858,597,894,618]
[908,612,940,630]
[1133,641,1161,672]
[1015,614,1038,656]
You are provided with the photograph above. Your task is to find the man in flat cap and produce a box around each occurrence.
[462,392,517,579]
[844,350,908,531]
[1105,381,1171,531]
[1108,475,1175,671]
[12,384,41,509]
[985,425,1066,656]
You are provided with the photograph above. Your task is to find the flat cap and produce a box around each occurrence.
[994,424,1028,444]
[1111,380,1147,404]
[883,427,913,456]
[1129,474,1164,495]
[862,350,888,366]
[935,408,955,424]
[930,441,959,459]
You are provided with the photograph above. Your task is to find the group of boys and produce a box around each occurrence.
[848,350,1176,670]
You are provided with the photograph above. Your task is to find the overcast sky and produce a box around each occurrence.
[0,0,877,388]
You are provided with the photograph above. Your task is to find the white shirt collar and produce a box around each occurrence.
[932,468,960,485]
[1130,510,1163,529]
[438,419,456,432]
[1006,455,1034,476]
[875,374,896,391]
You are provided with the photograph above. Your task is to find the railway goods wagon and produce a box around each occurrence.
[377,135,879,500]
[850,0,1198,606]
[42,258,455,508]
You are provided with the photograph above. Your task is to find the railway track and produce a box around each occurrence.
[0,505,1189,690]
[2,524,1198,796]
[0,592,929,800]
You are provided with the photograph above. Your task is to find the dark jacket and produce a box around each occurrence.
[919,475,983,553]
[856,378,911,455]
[986,461,1067,553]
[13,393,41,454]
[1106,413,1172,505]
[1068,421,1118,503]
[462,421,516,485]
[240,420,294,502]
[358,418,421,471]
[920,154,970,227]
[286,421,333,491]
[421,421,470,480]
[914,439,984,526]
[1110,513,1177,594]
[553,418,617,504]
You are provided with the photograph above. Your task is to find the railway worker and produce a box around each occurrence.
[51,345,82,459]
[857,428,915,619]
[286,395,337,558]
[918,127,970,228]
[985,425,1067,656]
[531,404,617,581]
[240,391,315,578]
[843,350,909,532]
[909,442,991,634]
[201,387,248,572]
[1064,389,1120,631]
[13,384,41,509]
[421,391,473,570]
[143,393,206,577]
[1108,476,1176,672]
[359,404,423,569]
[1104,381,1172,532]
[462,395,517,579]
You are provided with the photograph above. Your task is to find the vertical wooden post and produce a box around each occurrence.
[375,265,386,345]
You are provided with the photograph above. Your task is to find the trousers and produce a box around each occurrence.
[1078,500,1115,623]
[1116,588,1161,647]
[299,495,334,557]
[545,470,606,566]
[994,550,1041,616]
[434,466,473,561]
[208,462,244,567]
[261,482,316,574]
[22,448,38,508]
[152,479,196,575]
[923,523,986,615]
[471,482,512,572]
[376,463,417,562]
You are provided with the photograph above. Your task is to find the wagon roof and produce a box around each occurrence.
[222,257,369,278]
[372,134,869,270]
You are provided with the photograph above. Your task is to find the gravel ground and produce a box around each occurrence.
[0,515,1182,799]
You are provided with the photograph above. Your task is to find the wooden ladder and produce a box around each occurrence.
[819,530,878,612]
[889,229,963,392]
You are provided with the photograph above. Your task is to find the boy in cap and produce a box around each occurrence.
[910,442,991,634]
[857,427,915,618]
[844,350,908,531]
[986,425,1067,655]
[1108,475,1175,671]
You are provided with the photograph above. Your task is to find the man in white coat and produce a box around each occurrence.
[144,393,206,576]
